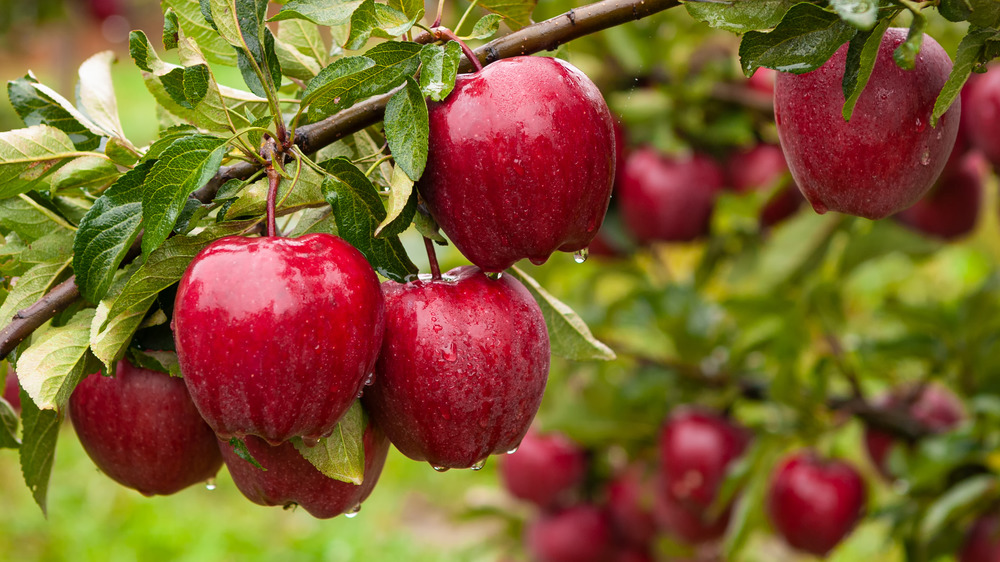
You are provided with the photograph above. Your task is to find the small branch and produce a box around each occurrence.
[266,165,280,237]
[424,237,442,280]
[0,278,81,359]
[433,27,483,72]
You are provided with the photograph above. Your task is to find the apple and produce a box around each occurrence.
[525,505,615,562]
[173,233,385,445]
[618,148,726,243]
[895,151,986,239]
[766,451,867,557]
[363,266,549,469]
[959,514,1000,562]
[864,382,966,477]
[219,412,390,519]
[747,67,777,96]
[417,56,615,272]
[653,487,731,544]
[606,465,657,547]
[774,28,960,219]
[727,144,803,227]
[964,67,1000,169]
[68,359,223,496]
[2,368,19,413]
[499,429,587,508]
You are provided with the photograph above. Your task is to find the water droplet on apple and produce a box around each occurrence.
[573,248,589,263]
[920,148,931,165]
[471,458,488,471]
[433,324,443,332]
[507,446,519,455]
[441,342,457,362]
[345,504,362,518]
[432,465,450,472]
[915,117,925,132]
[486,271,502,280]
[811,200,828,214]
[356,390,364,398]
[364,372,375,386]
[301,436,320,447]
[205,478,216,491]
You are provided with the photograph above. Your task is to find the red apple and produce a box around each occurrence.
[619,149,725,243]
[219,412,390,519]
[766,452,867,556]
[68,359,223,496]
[965,67,1000,169]
[747,67,777,96]
[606,465,657,547]
[363,266,549,469]
[173,233,385,445]
[2,368,19,413]
[774,28,960,219]
[653,487,732,544]
[894,151,986,240]
[959,514,1000,562]
[525,505,615,562]
[499,429,586,508]
[417,56,615,272]
[727,144,804,227]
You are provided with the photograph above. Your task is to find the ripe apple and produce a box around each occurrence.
[747,67,777,96]
[219,412,390,519]
[498,429,587,508]
[774,28,960,219]
[864,382,965,477]
[959,514,1000,562]
[417,56,615,272]
[525,505,615,562]
[653,487,731,544]
[606,465,657,547]
[964,67,1000,169]
[895,151,986,239]
[766,451,867,557]
[618,149,725,243]
[68,359,223,496]
[2,368,19,413]
[173,233,385,445]
[727,144,803,227]
[363,266,549,469]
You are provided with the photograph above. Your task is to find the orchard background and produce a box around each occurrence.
[0,0,999,561]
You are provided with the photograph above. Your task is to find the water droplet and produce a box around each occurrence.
[345,504,362,518]
[486,271,502,280]
[471,458,488,471]
[364,372,376,386]
[915,117,926,133]
[205,478,216,491]
[356,390,364,398]
[301,436,320,448]
[811,200,828,215]
[432,465,450,472]
[920,148,931,166]
[433,324,443,332]
[573,248,589,263]
[506,446,519,455]
[441,342,457,362]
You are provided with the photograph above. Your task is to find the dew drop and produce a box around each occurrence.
[441,342,457,362]
[205,478,216,491]
[573,248,589,264]
[345,504,362,518]
[506,446,519,455]
[486,271,502,280]
[364,372,376,386]
[432,465,450,472]
[920,148,931,166]
[433,324,443,332]
[471,458,488,471]
[915,117,926,133]
[811,200,828,215]
[356,390,364,398]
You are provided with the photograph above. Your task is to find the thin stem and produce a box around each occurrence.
[424,237,442,280]
[266,165,280,237]
[454,0,480,36]
[432,0,445,28]
[365,154,394,177]
[434,27,483,72]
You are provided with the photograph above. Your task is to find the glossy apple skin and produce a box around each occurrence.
[959,514,1000,562]
[418,56,615,272]
[69,360,223,496]
[965,67,1000,169]
[363,266,549,469]
[499,429,586,508]
[606,465,657,547]
[774,28,960,219]
[766,452,867,557]
[173,233,385,445]
[219,415,389,519]
[2,369,19,413]
[865,383,965,477]
[619,149,725,243]
[728,144,804,227]
[525,505,615,562]
[895,151,986,240]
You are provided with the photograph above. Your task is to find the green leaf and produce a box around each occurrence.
[140,134,229,256]
[270,0,365,26]
[225,165,326,219]
[919,475,996,544]
[464,14,504,40]
[509,266,616,361]
[90,264,149,374]
[892,13,926,70]
[274,35,323,81]
[375,165,416,238]
[7,74,102,151]
[932,27,1000,126]
[228,437,265,470]
[389,0,424,21]
[0,230,74,279]
[481,0,537,29]
[19,389,61,516]
[344,0,418,51]
[0,260,71,329]
[126,348,181,377]
[50,155,120,194]
[739,3,856,75]
[419,42,461,102]
[967,0,1000,28]
[0,125,80,198]
[73,161,152,304]
[76,51,129,142]
[384,77,428,181]
[684,0,794,33]
[163,7,180,50]
[0,393,18,448]
[842,20,890,121]
[939,0,973,22]
[210,0,283,99]
[162,0,237,65]
[293,401,366,484]
[829,0,880,30]
[16,308,97,411]
[320,157,417,282]
[0,195,69,242]
[277,18,328,67]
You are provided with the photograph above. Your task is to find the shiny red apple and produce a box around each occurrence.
[959,513,1000,562]
[728,144,803,227]
[499,429,586,508]
[525,505,615,562]
[606,465,657,547]
[69,359,223,496]
[774,28,960,219]
[417,56,615,271]
[895,151,987,240]
[363,266,549,469]
[965,67,1000,169]
[173,233,385,445]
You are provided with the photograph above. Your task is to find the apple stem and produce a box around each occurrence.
[433,27,483,72]
[424,237,442,280]
[266,165,280,237]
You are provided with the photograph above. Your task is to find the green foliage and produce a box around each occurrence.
[293,401,367,485]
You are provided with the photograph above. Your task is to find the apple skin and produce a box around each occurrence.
[747,67,777,96]
[218,414,390,519]
[653,488,732,544]
[363,266,549,469]
[727,144,804,227]
[417,56,615,272]
[68,359,223,496]
[173,233,385,446]
[864,383,965,478]
[499,429,586,508]
[959,514,1000,562]
[606,465,657,547]
[965,67,1000,169]
[2,369,19,413]
[619,149,726,243]
[525,505,615,562]
[766,452,867,557]
[774,28,960,219]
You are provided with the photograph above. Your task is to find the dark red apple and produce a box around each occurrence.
[727,144,803,227]
[774,28,960,219]
[363,266,549,469]
[173,233,385,445]
[618,149,725,243]
[417,56,615,272]
[219,412,390,519]
[606,465,657,547]
[653,487,731,544]
[499,429,586,508]
[964,67,1000,169]
[68,359,223,496]
[865,382,966,477]
[959,513,1000,562]
[2,368,19,413]
[525,505,615,562]
[766,452,867,557]
[894,151,986,240]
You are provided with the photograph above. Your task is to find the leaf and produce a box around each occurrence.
[829,0,880,30]
[210,0,283,99]
[389,0,424,21]
[684,0,794,33]
[344,0,419,51]
[320,157,417,282]
[892,12,926,70]
[464,14,504,40]
[90,265,149,373]
[0,195,68,242]
[739,3,856,75]
[162,0,237,65]
[270,0,365,26]
[509,266,616,361]
[0,125,80,198]
[277,18,328,67]
[0,394,18,448]
[6,74,102,151]
[76,51,128,141]
[419,42,461,102]
[919,475,995,543]
[126,348,181,377]
[73,161,152,304]
[384,77,428,181]
[481,0,537,29]
[163,7,180,49]
[50,155,120,194]
[842,20,890,121]
[140,134,229,257]
[225,164,326,219]
[293,401,366,484]
[966,0,1000,28]
[375,165,416,237]
[0,260,71,328]
[228,437,265,470]
[274,35,322,81]
[16,308,97,411]
[19,390,61,516]
[0,231,74,279]
[933,27,1000,126]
